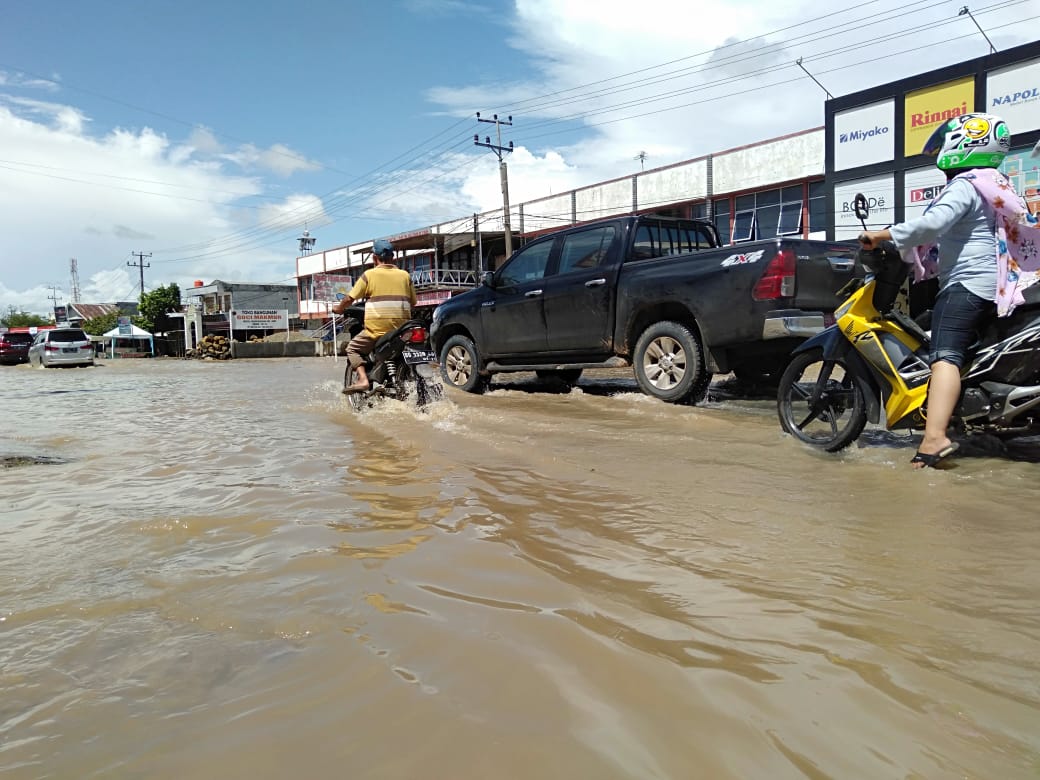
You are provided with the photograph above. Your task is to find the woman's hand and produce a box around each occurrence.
[857,229,891,249]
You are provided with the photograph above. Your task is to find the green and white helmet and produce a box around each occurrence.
[922,112,1011,171]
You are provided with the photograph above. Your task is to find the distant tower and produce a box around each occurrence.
[634,151,648,171]
[298,228,316,255]
[70,258,82,303]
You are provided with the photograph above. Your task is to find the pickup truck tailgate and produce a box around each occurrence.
[794,241,860,312]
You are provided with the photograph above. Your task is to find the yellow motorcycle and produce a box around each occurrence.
[777,194,1040,453]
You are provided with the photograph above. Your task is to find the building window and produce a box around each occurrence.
[732,210,756,242]
[808,181,826,234]
[713,198,731,244]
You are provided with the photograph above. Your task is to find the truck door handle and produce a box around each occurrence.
[827,257,855,271]
[525,289,543,297]
[584,278,607,287]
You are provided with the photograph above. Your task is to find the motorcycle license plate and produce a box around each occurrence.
[402,348,436,364]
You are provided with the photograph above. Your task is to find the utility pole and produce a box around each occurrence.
[634,151,648,171]
[128,251,151,296]
[475,112,515,258]
[47,285,63,321]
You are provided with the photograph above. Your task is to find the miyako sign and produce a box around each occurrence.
[833,100,895,170]
[987,58,1040,136]
[904,76,974,156]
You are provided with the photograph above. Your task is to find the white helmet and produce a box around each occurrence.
[922,112,1011,171]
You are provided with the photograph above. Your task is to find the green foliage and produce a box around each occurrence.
[1,307,50,328]
[137,284,182,333]
[81,312,124,337]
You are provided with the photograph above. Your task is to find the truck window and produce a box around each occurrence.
[633,225,657,260]
[498,239,554,287]
[558,226,616,274]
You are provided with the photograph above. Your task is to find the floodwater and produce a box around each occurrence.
[1,357,1038,780]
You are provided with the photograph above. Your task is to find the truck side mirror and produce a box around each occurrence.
[482,271,496,288]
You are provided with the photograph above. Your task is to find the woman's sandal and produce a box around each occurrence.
[910,442,960,468]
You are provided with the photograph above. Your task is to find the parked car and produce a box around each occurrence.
[0,331,33,365]
[430,214,860,403]
[28,327,95,368]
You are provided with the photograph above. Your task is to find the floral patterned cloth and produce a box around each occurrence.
[904,168,1040,317]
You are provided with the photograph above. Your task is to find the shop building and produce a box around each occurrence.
[295,128,829,326]
[826,39,1040,239]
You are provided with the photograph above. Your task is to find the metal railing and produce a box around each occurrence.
[410,268,479,290]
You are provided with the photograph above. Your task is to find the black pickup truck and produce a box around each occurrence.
[429,214,859,403]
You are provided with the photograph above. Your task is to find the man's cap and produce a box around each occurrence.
[372,239,394,260]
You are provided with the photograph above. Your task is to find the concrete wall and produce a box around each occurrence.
[231,341,320,358]
[638,158,709,208]
[576,177,631,222]
[713,130,823,194]
[522,193,573,233]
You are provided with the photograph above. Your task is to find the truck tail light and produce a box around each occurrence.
[752,249,797,300]
[81,343,93,350]
[45,344,61,352]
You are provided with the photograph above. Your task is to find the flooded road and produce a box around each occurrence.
[2,357,1039,779]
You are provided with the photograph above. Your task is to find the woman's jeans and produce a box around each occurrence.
[929,282,995,368]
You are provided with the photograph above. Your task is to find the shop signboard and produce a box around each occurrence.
[54,305,67,323]
[833,173,895,240]
[904,165,948,220]
[313,273,353,302]
[230,309,288,330]
[987,58,1040,135]
[904,76,975,157]
[833,100,895,170]
[117,316,132,335]
[1000,146,1040,217]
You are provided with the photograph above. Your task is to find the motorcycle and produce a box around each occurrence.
[776,193,1040,453]
[340,307,443,412]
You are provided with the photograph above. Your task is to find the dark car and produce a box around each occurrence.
[0,332,33,365]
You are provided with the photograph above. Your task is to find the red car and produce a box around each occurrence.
[0,331,33,365]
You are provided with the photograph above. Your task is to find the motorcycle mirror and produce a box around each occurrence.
[1032,139,1040,158]
[853,193,869,227]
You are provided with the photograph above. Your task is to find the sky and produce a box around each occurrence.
[1,0,1037,316]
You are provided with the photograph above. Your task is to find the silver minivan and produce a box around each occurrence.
[28,327,95,368]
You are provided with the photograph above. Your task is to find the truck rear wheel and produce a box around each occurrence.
[633,321,708,405]
[439,335,488,394]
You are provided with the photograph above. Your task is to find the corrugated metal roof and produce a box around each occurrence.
[69,303,121,320]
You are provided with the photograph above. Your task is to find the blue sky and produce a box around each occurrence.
[1,0,1036,315]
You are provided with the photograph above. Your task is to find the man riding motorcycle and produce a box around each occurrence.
[332,238,418,394]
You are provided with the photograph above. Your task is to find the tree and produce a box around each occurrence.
[137,284,181,334]
[81,311,123,337]
[1,306,50,328]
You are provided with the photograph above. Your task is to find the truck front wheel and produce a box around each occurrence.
[439,335,488,394]
[633,321,708,404]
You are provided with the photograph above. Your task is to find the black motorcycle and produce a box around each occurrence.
[340,308,443,411]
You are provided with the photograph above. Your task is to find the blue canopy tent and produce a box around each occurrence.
[102,323,155,358]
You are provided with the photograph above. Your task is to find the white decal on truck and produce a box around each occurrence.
[720,249,765,268]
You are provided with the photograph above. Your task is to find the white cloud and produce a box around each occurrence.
[225,142,321,177]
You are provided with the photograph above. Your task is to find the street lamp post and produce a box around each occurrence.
[958,6,997,54]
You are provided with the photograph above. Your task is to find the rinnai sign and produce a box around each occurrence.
[987,58,1040,135]
[230,309,289,329]
[904,76,975,156]
[833,100,895,170]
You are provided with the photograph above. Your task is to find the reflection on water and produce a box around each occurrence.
[1,358,1039,779]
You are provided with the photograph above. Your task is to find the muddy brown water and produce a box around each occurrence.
[1,357,1038,779]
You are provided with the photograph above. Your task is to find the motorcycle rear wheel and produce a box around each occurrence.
[777,349,867,452]
[345,366,370,413]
